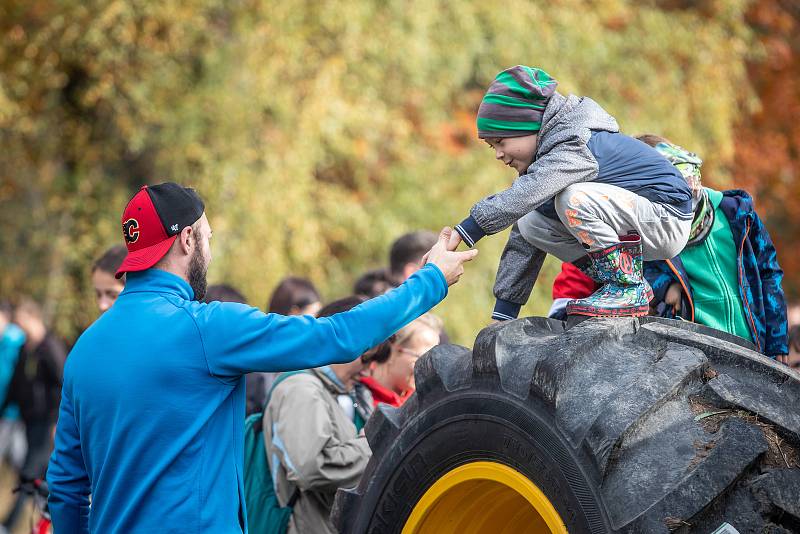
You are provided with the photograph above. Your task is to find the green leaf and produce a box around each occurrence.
[694,410,730,421]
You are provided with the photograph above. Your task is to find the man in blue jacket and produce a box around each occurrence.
[47,182,477,533]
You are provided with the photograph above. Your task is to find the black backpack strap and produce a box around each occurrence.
[287,487,301,508]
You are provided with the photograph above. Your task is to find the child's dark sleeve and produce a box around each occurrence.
[644,260,686,319]
[455,136,597,246]
[491,224,547,321]
[644,260,677,307]
[750,212,788,357]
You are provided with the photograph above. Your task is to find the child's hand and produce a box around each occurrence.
[447,230,463,251]
[665,283,682,315]
[425,227,479,286]
[420,228,464,263]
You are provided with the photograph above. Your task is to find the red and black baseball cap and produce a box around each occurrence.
[116,183,205,279]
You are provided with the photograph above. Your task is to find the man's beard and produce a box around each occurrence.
[188,245,208,301]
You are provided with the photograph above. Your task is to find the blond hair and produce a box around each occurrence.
[394,313,443,347]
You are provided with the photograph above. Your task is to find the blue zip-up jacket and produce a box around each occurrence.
[644,190,787,357]
[47,266,447,534]
[0,323,25,419]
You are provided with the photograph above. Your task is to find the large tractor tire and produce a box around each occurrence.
[333,317,800,534]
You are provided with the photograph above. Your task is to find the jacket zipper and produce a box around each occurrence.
[666,259,694,322]
[738,218,761,352]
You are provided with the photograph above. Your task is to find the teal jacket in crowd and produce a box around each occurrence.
[0,323,25,419]
[47,266,447,534]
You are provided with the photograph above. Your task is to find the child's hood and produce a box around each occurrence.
[654,142,703,179]
[719,189,755,222]
[654,142,703,202]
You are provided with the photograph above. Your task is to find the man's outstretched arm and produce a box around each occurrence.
[200,228,477,379]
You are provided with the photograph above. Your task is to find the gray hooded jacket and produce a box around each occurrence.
[455,93,619,318]
[264,368,372,534]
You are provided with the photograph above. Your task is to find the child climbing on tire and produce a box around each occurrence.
[449,66,693,318]
[638,135,789,363]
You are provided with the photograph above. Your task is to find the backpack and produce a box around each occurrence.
[243,371,307,534]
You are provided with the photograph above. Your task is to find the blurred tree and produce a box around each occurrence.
[733,0,800,299]
[0,0,762,344]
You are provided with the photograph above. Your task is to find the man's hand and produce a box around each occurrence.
[777,354,789,365]
[425,227,478,286]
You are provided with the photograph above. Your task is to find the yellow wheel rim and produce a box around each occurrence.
[401,461,568,534]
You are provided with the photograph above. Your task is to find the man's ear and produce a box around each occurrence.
[178,225,194,256]
[402,262,420,281]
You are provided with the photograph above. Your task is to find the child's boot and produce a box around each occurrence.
[567,234,653,317]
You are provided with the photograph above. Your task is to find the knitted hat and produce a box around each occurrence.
[476,66,558,138]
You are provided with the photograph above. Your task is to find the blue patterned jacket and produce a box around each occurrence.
[644,190,788,357]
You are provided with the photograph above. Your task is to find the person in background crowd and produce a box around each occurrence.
[268,277,322,317]
[264,296,389,534]
[639,135,788,362]
[2,298,66,532]
[361,313,442,407]
[205,284,247,304]
[258,276,324,409]
[47,183,476,533]
[788,304,800,326]
[353,268,394,298]
[91,245,127,314]
[388,231,438,286]
[203,283,269,416]
[5,247,129,534]
[788,325,800,369]
[388,231,450,343]
[0,301,26,473]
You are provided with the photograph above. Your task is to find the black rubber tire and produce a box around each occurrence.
[333,317,800,534]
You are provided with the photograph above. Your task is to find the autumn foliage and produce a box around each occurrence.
[734,0,800,299]
[0,1,796,342]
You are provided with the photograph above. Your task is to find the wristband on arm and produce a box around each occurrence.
[492,299,521,321]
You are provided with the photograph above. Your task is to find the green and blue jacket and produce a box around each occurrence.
[644,190,787,357]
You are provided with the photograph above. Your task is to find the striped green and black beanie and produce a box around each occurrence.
[476,66,558,138]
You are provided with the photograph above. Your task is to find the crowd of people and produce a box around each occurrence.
[1,229,795,533]
[0,225,454,532]
[0,229,796,532]
[0,64,795,534]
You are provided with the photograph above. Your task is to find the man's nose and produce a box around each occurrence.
[495,149,504,160]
